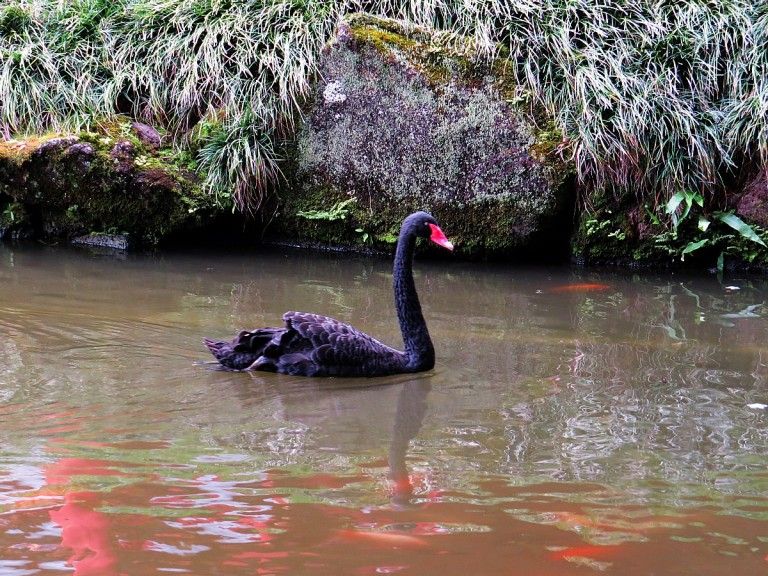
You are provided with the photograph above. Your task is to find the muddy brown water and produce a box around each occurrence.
[0,243,766,575]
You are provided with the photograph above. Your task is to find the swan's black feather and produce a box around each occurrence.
[285,311,406,376]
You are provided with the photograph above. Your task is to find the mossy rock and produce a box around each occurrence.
[275,14,575,259]
[0,121,218,246]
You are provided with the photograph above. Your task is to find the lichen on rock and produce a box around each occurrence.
[277,15,574,258]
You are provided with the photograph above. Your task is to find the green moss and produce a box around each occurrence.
[530,122,565,162]
[346,13,428,42]
[79,117,143,152]
[347,15,483,89]
[349,24,416,55]
[0,134,60,164]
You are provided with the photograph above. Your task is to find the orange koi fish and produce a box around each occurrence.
[548,283,611,293]
[550,544,621,561]
[336,529,428,548]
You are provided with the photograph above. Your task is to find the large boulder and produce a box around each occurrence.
[276,15,574,258]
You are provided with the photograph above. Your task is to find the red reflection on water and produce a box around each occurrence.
[44,457,133,485]
[49,439,109,449]
[336,529,429,548]
[49,439,172,451]
[2,429,764,576]
[44,457,126,576]
[259,470,369,490]
[42,459,148,573]
[38,409,79,421]
[49,491,117,576]
[386,471,443,511]
[553,511,630,533]
[223,549,291,569]
[33,409,85,437]
[34,455,170,575]
[39,423,84,435]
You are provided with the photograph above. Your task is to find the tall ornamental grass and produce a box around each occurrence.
[1,0,767,212]
[0,0,114,137]
[498,1,768,203]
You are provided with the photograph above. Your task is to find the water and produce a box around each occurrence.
[0,243,766,575]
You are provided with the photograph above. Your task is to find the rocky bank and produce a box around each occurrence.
[2,14,766,269]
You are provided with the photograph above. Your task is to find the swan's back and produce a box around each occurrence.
[278,312,408,376]
[204,311,408,376]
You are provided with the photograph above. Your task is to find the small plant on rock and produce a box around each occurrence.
[296,198,356,222]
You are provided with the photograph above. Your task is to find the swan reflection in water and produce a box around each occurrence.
[387,378,431,508]
[232,369,435,509]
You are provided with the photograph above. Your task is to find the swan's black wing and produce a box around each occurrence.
[270,312,407,377]
[204,312,406,376]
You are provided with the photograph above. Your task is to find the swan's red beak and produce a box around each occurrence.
[428,223,454,251]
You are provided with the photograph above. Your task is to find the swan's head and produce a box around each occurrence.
[405,211,454,251]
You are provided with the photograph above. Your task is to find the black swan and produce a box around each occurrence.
[203,211,453,376]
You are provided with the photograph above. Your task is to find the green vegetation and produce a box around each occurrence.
[1,0,767,260]
[576,186,768,269]
[296,198,356,222]
[0,201,23,229]
[654,190,768,270]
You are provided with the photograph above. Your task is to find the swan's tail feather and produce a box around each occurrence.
[203,328,286,371]
[203,337,227,356]
[202,337,249,370]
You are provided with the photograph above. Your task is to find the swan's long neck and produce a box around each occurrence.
[393,226,435,371]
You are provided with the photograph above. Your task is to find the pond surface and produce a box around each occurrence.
[0,243,766,575]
